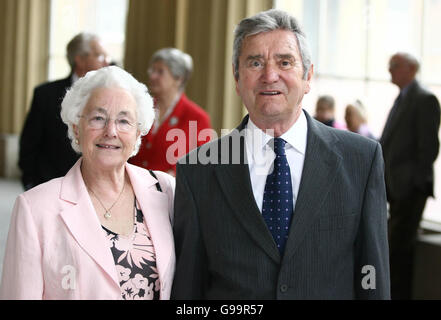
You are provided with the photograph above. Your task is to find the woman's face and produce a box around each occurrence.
[147,60,181,98]
[74,87,140,171]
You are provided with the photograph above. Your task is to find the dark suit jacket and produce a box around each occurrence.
[171,111,390,299]
[18,76,80,190]
[380,80,440,200]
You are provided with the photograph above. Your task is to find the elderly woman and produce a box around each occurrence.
[129,48,212,175]
[345,100,376,140]
[0,66,175,300]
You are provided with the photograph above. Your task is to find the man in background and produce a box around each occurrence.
[19,32,109,190]
[380,52,441,300]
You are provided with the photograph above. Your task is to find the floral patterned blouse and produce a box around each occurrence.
[102,199,160,300]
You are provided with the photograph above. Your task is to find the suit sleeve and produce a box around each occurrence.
[354,142,391,299]
[18,87,45,190]
[415,94,440,192]
[0,194,44,299]
[171,163,208,299]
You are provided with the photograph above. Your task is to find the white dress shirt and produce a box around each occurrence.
[244,111,308,213]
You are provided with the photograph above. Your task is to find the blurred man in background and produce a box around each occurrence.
[380,52,441,300]
[19,32,109,190]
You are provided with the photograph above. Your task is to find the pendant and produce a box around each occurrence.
[104,211,111,219]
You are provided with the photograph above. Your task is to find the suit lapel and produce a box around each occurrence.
[283,112,342,261]
[59,159,120,288]
[215,164,280,263]
[126,164,173,291]
[213,113,342,263]
[214,122,280,263]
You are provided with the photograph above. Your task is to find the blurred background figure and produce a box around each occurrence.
[380,52,441,300]
[314,95,346,129]
[18,32,110,191]
[129,48,212,175]
[345,100,376,140]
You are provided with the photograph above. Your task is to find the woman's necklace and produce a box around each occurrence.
[88,182,125,219]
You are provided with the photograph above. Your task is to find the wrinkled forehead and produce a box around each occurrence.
[241,30,300,57]
[89,40,107,55]
[83,87,137,114]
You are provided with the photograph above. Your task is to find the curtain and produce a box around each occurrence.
[0,0,50,135]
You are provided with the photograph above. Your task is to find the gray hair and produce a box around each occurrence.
[66,33,100,70]
[61,66,155,157]
[233,9,312,80]
[150,48,193,90]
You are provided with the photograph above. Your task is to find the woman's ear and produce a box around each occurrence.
[73,124,80,140]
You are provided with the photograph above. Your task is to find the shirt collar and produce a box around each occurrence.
[245,110,308,159]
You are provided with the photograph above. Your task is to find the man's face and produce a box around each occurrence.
[76,40,110,76]
[235,29,313,128]
[388,55,413,88]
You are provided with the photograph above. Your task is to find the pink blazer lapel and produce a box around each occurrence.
[58,159,120,289]
[125,164,174,294]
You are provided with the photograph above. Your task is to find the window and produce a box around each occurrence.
[276,0,441,224]
[48,0,128,80]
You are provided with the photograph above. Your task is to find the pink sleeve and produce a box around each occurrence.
[0,194,44,299]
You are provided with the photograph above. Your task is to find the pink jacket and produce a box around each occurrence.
[0,159,175,300]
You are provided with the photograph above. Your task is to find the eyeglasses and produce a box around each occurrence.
[87,52,111,64]
[79,114,138,132]
[147,67,166,77]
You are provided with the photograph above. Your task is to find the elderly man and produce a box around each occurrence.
[171,9,390,299]
[380,53,441,300]
[18,32,109,190]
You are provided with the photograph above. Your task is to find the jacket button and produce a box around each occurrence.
[280,284,288,293]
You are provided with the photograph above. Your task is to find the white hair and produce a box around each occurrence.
[60,66,155,157]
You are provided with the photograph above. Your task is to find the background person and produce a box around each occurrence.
[18,32,110,191]
[344,100,376,140]
[314,94,346,129]
[171,9,390,299]
[129,48,212,175]
[380,52,441,300]
[1,66,175,300]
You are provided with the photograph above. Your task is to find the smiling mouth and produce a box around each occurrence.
[260,90,282,96]
[96,144,120,150]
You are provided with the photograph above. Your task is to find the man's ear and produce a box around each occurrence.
[233,64,240,96]
[304,64,314,94]
[74,55,85,74]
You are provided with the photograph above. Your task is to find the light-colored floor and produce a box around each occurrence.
[0,178,23,278]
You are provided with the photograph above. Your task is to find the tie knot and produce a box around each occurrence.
[272,137,287,156]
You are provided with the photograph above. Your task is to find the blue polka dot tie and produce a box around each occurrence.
[262,138,293,254]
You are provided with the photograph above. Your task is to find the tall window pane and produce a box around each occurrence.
[276,0,441,225]
[48,0,128,80]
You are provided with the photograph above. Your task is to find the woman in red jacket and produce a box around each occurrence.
[130,48,212,175]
